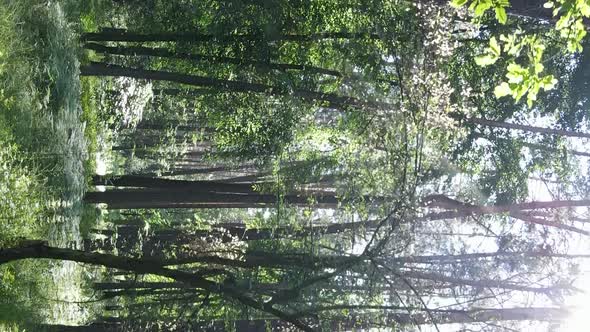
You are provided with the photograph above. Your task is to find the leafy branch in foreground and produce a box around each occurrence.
[450,0,588,106]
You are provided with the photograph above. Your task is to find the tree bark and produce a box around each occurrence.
[81,29,380,43]
[79,62,387,110]
[423,196,590,235]
[85,43,343,77]
[147,218,380,244]
[132,164,258,178]
[467,117,590,139]
[92,175,257,194]
[303,306,569,325]
[398,269,574,294]
[388,251,590,264]
[92,281,189,291]
[84,189,339,209]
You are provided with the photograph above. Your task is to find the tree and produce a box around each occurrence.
[0,241,314,331]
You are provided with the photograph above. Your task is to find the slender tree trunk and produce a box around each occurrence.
[92,175,256,194]
[81,29,380,43]
[132,164,257,178]
[423,195,590,235]
[304,306,569,325]
[388,251,590,263]
[100,288,194,300]
[79,62,386,110]
[92,281,189,291]
[38,322,126,332]
[84,189,339,209]
[398,269,574,294]
[147,218,380,245]
[221,173,270,183]
[474,132,590,158]
[40,318,300,332]
[467,117,590,139]
[151,88,209,97]
[133,122,213,132]
[85,43,343,77]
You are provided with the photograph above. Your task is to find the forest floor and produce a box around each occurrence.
[0,0,104,330]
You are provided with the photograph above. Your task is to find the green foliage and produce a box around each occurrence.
[549,0,590,52]
[7,0,582,329]
[0,0,56,245]
[80,77,102,174]
[77,0,112,32]
[202,94,303,160]
[451,0,587,106]
[451,0,510,23]
[473,33,558,107]
[479,139,528,204]
[0,0,99,327]
[0,263,39,326]
[474,37,501,66]
[0,136,47,245]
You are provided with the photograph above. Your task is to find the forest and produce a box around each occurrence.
[1,0,590,331]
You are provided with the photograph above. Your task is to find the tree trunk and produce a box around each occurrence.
[306,306,569,325]
[398,269,573,294]
[92,175,257,194]
[38,322,125,332]
[389,251,590,264]
[132,163,258,178]
[81,29,380,43]
[85,43,343,77]
[93,281,189,291]
[467,117,590,139]
[84,189,339,209]
[423,196,590,235]
[147,218,380,245]
[79,62,386,110]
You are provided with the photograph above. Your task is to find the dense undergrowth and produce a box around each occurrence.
[0,0,102,329]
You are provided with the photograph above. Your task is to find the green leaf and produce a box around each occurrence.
[489,36,501,56]
[507,63,526,74]
[556,14,570,30]
[450,0,469,7]
[513,84,529,101]
[495,7,507,24]
[475,54,498,66]
[506,71,523,83]
[494,82,512,98]
[543,1,553,8]
[507,43,522,56]
[540,75,558,90]
[527,84,538,107]
[474,1,492,16]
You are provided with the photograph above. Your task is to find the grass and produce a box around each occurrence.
[80,77,101,175]
[0,0,105,328]
[0,0,53,244]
